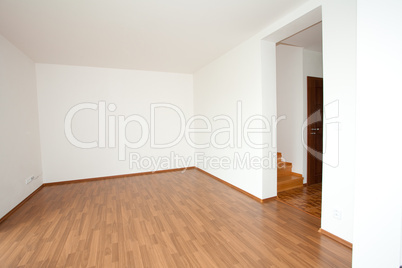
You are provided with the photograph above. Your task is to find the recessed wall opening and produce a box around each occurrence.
[261,6,323,220]
[275,22,323,218]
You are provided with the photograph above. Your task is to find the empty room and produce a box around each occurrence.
[0,0,401,267]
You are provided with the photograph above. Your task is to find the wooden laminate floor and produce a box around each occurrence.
[0,170,350,267]
[277,183,322,218]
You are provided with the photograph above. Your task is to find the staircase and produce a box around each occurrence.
[277,152,304,192]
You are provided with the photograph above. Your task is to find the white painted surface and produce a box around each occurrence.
[320,0,357,243]
[0,0,310,73]
[353,0,402,267]
[281,22,322,52]
[36,64,194,183]
[261,40,279,199]
[276,45,304,175]
[193,38,264,198]
[0,34,43,219]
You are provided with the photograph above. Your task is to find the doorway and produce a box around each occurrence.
[275,23,323,218]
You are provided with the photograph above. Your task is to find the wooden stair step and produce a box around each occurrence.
[277,161,291,168]
[278,175,303,192]
[277,162,292,177]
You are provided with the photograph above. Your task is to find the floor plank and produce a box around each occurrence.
[278,183,322,218]
[0,170,350,267]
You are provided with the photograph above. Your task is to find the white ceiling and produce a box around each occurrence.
[279,22,322,52]
[0,0,310,73]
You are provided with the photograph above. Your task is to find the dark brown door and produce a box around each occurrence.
[307,77,323,185]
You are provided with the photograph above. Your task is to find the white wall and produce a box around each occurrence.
[0,34,43,219]
[303,50,323,82]
[353,0,402,267]
[36,64,194,183]
[261,40,278,198]
[193,38,265,198]
[321,0,357,243]
[302,49,323,181]
[276,45,304,175]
